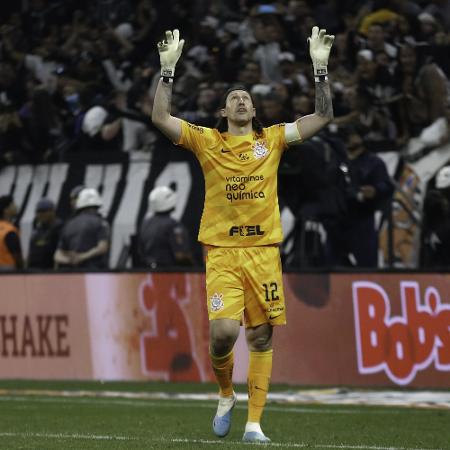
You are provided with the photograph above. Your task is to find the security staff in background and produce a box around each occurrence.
[137,186,193,268]
[28,198,63,269]
[0,195,23,270]
[54,188,110,269]
[69,184,85,216]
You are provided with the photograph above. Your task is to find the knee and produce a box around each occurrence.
[210,333,236,356]
[246,324,273,352]
[247,335,272,352]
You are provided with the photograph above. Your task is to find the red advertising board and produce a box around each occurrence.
[0,272,449,387]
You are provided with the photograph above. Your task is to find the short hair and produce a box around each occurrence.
[215,85,264,137]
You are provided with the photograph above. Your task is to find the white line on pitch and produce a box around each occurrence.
[0,433,439,450]
[0,431,134,441]
[0,395,407,414]
[167,438,440,450]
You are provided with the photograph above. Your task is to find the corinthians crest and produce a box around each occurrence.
[210,293,224,312]
[252,141,269,159]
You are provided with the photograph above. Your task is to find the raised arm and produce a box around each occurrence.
[296,27,334,141]
[151,29,184,143]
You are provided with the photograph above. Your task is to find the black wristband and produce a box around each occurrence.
[162,76,173,84]
[314,75,328,82]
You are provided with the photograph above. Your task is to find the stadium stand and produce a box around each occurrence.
[0,0,449,269]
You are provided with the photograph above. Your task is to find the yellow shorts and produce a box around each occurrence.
[205,246,286,328]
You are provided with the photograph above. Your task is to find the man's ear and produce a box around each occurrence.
[220,108,227,118]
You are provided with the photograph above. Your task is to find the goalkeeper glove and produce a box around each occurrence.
[308,26,334,79]
[157,29,185,78]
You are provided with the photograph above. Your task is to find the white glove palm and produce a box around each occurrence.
[308,26,334,76]
[157,29,185,77]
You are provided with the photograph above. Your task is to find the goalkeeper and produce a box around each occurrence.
[151,27,334,443]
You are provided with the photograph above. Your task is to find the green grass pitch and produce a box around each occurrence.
[0,380,449,449]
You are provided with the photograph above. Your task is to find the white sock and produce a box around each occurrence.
[217,392,236,417]
[245,422,264,435]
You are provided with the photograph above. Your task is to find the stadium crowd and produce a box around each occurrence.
[1,0,450,270]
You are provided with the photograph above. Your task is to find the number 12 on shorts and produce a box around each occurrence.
[263,282,279,302]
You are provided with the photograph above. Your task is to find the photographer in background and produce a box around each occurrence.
[326,125,394,267]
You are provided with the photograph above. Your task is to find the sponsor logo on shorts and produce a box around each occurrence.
[210,293,224,312]
[229,225,264,237]
[269,312,283,320]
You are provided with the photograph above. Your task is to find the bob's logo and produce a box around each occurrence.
[352,281,450,385]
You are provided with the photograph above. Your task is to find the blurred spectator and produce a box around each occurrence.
[120,75,159,153]
[417,12,442,43]
[424,0,450,29]
[283,0,314,60]
[395,42,449,142]
[0,103,31,167]
[291,93,314,119]
[0,195,23,270]
[28,198,63,269]
[330,32,357,89]
[421,189,450,267]
[355,49,402,131]
[0,59,27,110]
[360,22,398,70]
[137,186,193,269]
[54,188,110,269]
[260,92,293,125]
[180,85,219,127]
[237,60,263,89]
[251,5,287,82]
[91,0,133,25]
[215,21,245,82]
[278,51,310,94]
[281,132,350,268]
[335,86,398,150]
[357,1,421,36]
[436,165,450,201]
[431,29,450,77]
[69,184,85,215]
[19,86,65,162]
[80,93,123,152]
[326,125,394,267]
[404,101,450,161]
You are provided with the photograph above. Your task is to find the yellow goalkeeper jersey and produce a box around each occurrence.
[178,120,288,247]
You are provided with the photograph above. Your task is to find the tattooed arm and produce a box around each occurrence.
[151,78,182,142]
[293,26,334,142]
[295,80,333,141]
[151,30,183,142]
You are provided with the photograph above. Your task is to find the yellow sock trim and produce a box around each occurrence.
[210,350,234,397]
[247,349,273,423]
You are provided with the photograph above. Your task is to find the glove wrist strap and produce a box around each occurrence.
[313,63,328,82]
[313,63,328,76]
[161,67,175,77]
